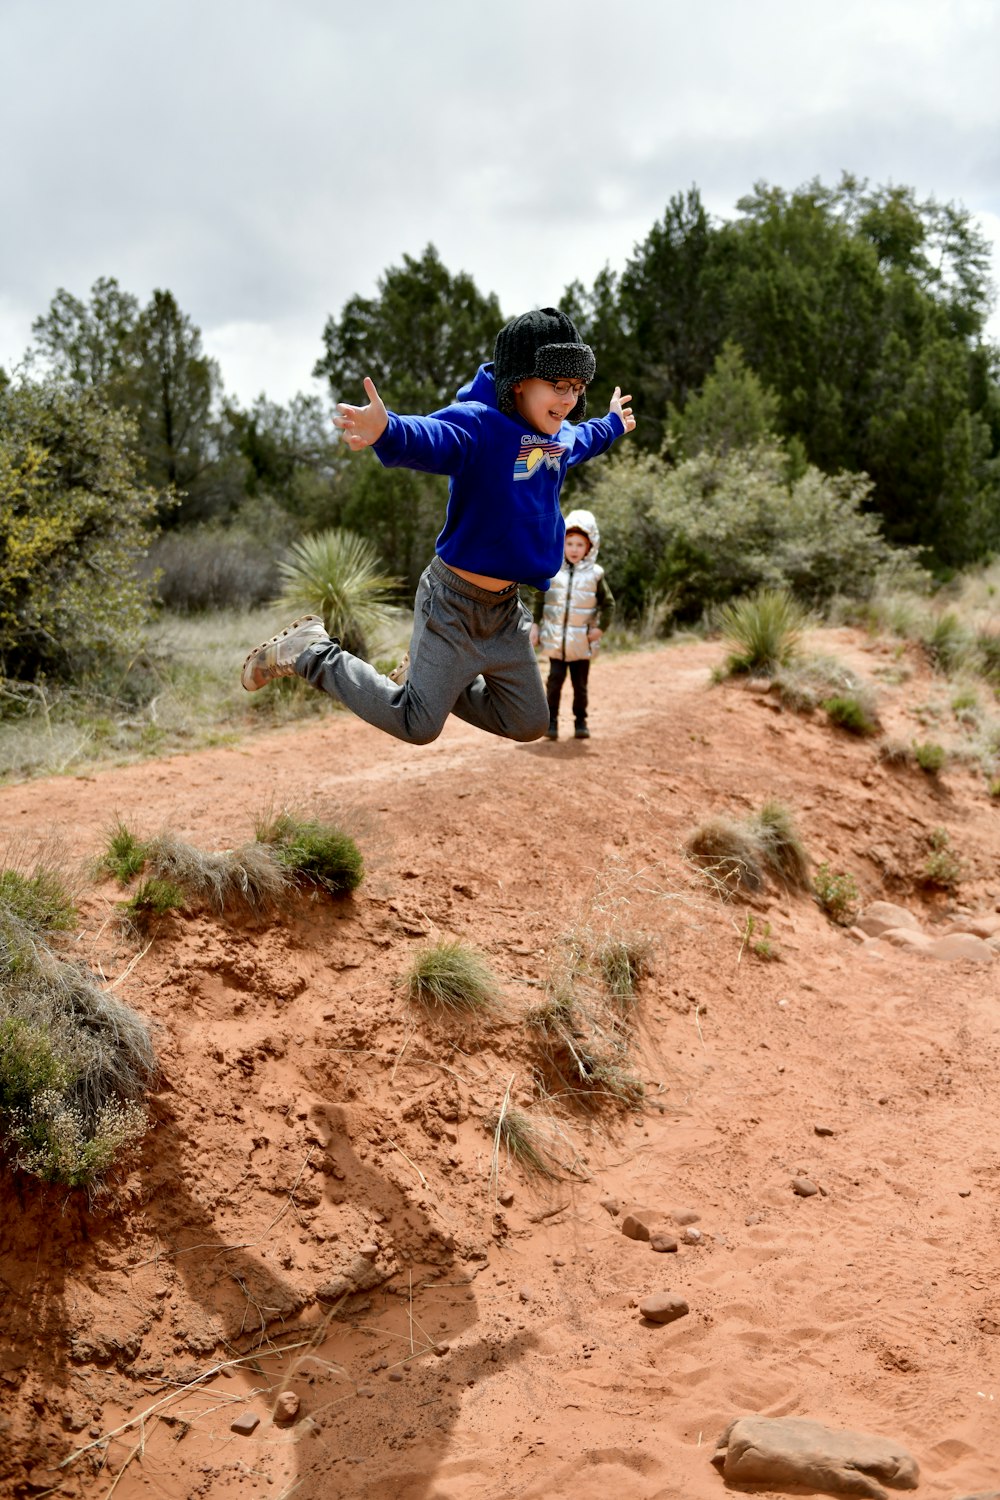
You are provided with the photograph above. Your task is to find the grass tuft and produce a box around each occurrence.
[121,877,187,933]
[686,799,809,898]
[254,811,364,895]
[405,939,498,1013]
[0,866,76,934]
[145,832,288,912]
[823,694,881,736]
[913,741,947,775]
[98,820,149,884]
[595,932,653,1013]
[718,588,806,675]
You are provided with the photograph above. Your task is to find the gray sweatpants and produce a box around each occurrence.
[294,556,549,745]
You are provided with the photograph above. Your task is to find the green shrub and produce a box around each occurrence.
[0,1017,70,1111]
[0,378,158,683]
[718,588,806,675]
[276,528,401,659]
[823,695,880,736]
[922,612,975,675]
[753,800,811,891]
[405,939,498,1013]
[146,518,287,613]
[812,863,860,925]
[98,820,149,884]
[122,877,186,930]
[913,741,947,775]
[0,867,76,933]
[922,828,962,891]
[254,811,364,895]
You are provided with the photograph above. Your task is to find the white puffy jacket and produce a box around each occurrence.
[538,509,607,662]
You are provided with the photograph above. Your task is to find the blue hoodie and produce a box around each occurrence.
[372,363,625,591]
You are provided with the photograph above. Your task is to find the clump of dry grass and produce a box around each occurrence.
[485,1079,569,1182]
[0,910,156,1188]
[594,931,654,1013]
[405,939,499,1014]
[144,832,288,913]
[685,799,810,899]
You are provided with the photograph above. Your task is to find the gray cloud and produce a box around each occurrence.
[2,0,998,403]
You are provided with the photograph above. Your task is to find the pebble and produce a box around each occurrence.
[649,1229,679,1253]
[672,1208,700,1226]
[358,1243,379,1261]
[792,1177,819,1197]
[274,1391,300,1422]
[230,1411,260,1435]
[681,1226,703,1245]
[814,1123,835,1137]
[599,1196,621,1216]
[553,1256,566,1267]
[639,1293,690,1325]
[518,1286,532,1303]
[498,1188,515,1207]
[389,1371,403,1383]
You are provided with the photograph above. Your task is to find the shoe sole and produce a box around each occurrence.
[241,615,325,691]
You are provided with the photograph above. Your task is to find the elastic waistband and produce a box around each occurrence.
[430,556,519,603]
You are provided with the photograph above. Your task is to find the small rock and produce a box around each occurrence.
[357,1242,379,1261]
[649,1229,679,1254]
[621,1207,657,1241]
[671,1208,700,1226]
[273,1391,300,1423]
[498,1189,515,1207]
[792,1177,819,1197]
[639,1293,689,1325]
[877,927,934,953]
[958,1187,972,1198]
[518,1286,532,1303]
[434,1343,450,1357]
[745,677,772,694]
[230,1411,260,1436]
[552,1256,566,1267]
[388,1371,403,1382]
[356,1386,375,1399]
[599,1195,621,1217]
[681,1226,703,1245]
[814,1123,835,1137]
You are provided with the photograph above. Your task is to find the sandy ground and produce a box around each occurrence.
[1,628,999,1500]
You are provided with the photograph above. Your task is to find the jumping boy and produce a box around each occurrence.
[241,307,635,744]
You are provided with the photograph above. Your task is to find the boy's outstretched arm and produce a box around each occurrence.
[333,376,389,450]
[609,386,636,434]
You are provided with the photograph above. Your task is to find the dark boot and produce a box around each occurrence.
[546,719,559,740]
[574,720,590,740]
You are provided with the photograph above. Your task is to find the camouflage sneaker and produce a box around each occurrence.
[388,651,410,686]
[241,616,330,691]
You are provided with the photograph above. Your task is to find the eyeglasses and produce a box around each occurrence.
[548,380,587,398]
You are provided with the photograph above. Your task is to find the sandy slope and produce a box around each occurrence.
[1,629,999,1500]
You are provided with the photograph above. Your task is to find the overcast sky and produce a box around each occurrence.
[2,0,998,408]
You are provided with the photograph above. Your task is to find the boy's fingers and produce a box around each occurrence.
[363,375,383,406]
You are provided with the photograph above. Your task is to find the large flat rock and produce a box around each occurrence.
[711,1415,919,1499]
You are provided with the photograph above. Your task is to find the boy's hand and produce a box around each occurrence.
[333,376,389,449]
[587,626,602,642]
[609,386,635,434]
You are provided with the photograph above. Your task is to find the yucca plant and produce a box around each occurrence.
[276,528,401,659]
[718,588,806,675]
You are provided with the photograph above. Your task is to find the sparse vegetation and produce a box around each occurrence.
[121,877,187,932]
[741,913,779,961]
[913,741,947,775]
[0,911,156,1187]
[922,828,963,891]
[823,694,880,736]
[595,931,653,1012]
[276,527,401,659]
[405,939,499,1013]
[686,799,809,898]
[144,832,289,912]
[98,820,149,884]
[0,863,76,934]
[526,955,644,1112]
[254,810,364,895]
[717,588,806,675]
[812,863,860,925]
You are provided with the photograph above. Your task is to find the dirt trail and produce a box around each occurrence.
[1,629,999,1500]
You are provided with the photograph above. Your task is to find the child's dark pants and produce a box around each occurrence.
[295,556,549,745]
[545,657,591,725]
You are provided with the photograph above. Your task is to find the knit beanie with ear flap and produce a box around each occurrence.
[493,307,596,422]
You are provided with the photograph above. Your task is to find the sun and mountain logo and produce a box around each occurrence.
[513,434,566,482]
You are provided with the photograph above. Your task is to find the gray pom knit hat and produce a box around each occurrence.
[493,307,596,422]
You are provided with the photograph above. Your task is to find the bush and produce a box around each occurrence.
[98,820,149,884]
[0,865,76,933]
[922,828,962,891]
[913,741,947,775]
[812,863,860,925]
[146,520,286,612]
[0,378,158,682]
[585,441,925,622]
[144,832,288,912]
[718,588,806,674]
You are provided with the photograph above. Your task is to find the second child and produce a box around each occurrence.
[530,509,614,739]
